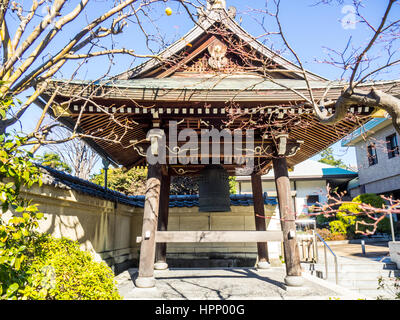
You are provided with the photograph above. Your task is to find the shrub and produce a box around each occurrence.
[330,193,387,238]
[376,217,391,234]
[329,220,348,235]
[316,228,331,240]
[316,213,334,228]
[315,228,347,241]
[353,194,385,209]
[19,234,121,300]
[0,132,121,300]
[327,232,347,241]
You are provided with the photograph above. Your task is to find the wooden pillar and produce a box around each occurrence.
[251,173,270,269]
[135,164,162,288]
[154,173,171,270]
[272,156,303,286]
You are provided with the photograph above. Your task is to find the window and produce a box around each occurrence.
[386,134,399,159]
[306,195,320,214]
[306,195,319,206]
[367,144,378,166]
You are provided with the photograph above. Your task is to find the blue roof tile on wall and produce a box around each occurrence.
[39,165,277,208]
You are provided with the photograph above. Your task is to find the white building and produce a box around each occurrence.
[236,159,358,216]
[342,117,400,221]
[342,117,400,199]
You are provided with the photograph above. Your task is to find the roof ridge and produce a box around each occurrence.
[112,5,327,81]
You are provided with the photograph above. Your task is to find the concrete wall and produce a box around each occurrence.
[15,184,143,274]
[354,124,400,194]
[389,242,400,269]
[11,183,280,271]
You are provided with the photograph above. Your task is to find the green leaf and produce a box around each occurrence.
[14,257,21,270]
[23,170,30,181]
[21,228,29,236]
[0,109,6,120]
[26,205,38,212]
[6,283,19,297]
[5,182,14,189]
[0,191,7,203]
[12,231,21,240]
[15,206,25,213]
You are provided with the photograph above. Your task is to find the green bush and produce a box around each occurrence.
[330,193,386,238]
[376,217,391,234]
[353,194,385,209]
[19,234,121,300]
[316,213,334,228]
[0,103,121,300]
[329,220,348,235]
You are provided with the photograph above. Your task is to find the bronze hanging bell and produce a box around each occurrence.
[198,165,231,212]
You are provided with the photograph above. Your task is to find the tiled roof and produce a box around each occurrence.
[127,194,277,208]
[39,165,277,208]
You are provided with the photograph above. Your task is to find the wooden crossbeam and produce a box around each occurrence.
[136,231,283,243]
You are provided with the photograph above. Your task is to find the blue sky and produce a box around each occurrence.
[10,0,400,172]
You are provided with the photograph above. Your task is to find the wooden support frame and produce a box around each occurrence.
[251,173,269,266]
[155,173,170,269]
[135,164,162,288]
[272,156,303,285]
[137,231,283,243]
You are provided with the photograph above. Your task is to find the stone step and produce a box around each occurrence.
[309,267,400,279]
[306,270,397,284]
[348,288,395,299]
[302,260,399,299]
[336,278,395,289]
[306,262,398,272]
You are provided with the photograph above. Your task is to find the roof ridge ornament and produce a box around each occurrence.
[198,0,235,22]
[208,39,228,70]
[207,0,226,11]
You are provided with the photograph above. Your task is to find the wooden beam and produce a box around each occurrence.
[155,173,170,269]
[137,231,283,243]
[251,173,269,265]
[272,156,302,283]
[157,36,219,78]
[135,164,162,288]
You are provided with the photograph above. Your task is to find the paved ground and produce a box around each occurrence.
[115,267,366,300]
[322,241,390,262]
[115,241,393,300]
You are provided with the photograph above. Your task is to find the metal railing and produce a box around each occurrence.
[314,231,339,285]
[295,219,318,263]
[295,219,339,284]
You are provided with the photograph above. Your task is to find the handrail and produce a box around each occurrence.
[314,231,339,285]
